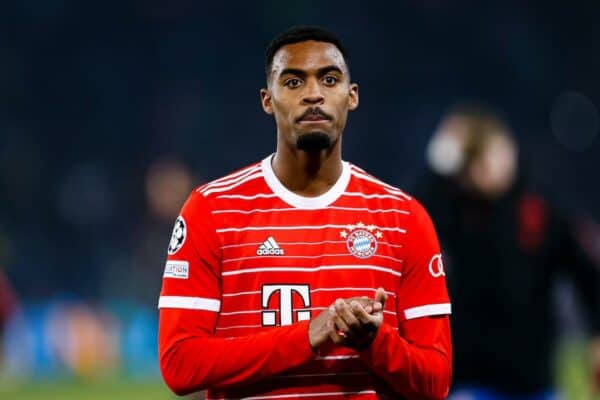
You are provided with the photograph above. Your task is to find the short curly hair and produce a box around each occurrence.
[264,25,350,81]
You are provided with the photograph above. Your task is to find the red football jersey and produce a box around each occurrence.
[158,155,452,399]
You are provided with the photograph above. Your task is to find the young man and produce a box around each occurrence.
[158,26,452,400]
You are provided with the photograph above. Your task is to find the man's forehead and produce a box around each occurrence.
[271,41,347,75]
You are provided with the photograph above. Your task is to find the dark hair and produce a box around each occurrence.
[264,25,350,81]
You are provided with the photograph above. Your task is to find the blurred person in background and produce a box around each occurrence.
[158,26,452,400]
[413,104,600,399]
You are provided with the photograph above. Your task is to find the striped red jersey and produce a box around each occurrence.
[158,155,452,399]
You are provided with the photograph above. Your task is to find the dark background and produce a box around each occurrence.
[1,0,598,307]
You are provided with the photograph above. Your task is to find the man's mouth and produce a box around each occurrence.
[297,108,332,122]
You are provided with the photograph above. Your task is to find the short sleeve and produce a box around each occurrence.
[396,199,451,322]
[158,191,222,314]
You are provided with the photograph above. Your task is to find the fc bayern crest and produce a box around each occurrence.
[168,216,187,255]
[340,222,382,259]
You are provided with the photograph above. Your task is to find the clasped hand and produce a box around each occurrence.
[309,287,388,351]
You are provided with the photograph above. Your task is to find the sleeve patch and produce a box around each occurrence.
[168,216,187,255]
[163,260,189,279]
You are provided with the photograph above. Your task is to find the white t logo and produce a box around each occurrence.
[262,284,311,326]
[428,254,445,277]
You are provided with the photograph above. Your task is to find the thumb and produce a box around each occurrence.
[375,287,387,309]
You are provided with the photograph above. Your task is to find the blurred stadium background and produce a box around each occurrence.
[0,1,599,399]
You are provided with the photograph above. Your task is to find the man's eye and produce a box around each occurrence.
[285,78,302,88]
[323,76,338,86]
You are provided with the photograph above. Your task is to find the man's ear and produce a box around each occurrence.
[260,88,273,115]
[348,83,359,111]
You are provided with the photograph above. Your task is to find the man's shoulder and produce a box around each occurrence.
[194,160,265,198]
[348,163,413,202]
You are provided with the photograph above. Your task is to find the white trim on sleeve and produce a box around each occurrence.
[158,296,221,311]
[404,303,451,320]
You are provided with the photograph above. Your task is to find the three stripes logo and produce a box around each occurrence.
[257,236,285,256]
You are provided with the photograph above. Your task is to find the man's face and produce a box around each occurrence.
[261,40,358,152]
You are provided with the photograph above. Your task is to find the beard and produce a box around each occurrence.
[296,132,333,152]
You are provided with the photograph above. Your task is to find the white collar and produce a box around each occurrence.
[261,154,351,209]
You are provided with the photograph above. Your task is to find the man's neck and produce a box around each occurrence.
[271,142,343,197]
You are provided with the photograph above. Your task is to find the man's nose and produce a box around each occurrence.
[302,79,324,105]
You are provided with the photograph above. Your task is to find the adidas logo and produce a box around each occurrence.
[257,236,285,256]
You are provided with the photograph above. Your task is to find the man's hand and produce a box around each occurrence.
[308,294,384,350]
[330,288,388,350]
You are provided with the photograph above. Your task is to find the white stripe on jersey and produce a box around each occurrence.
[310,287,396,297]
[221,240,344,249]
[274,372,370,379]
[404,303,452,320]
[222,265,402,278]
[220,240,403,250]
[223,390,377,399]
[210,164,259,184]
[211,206,409,215]
[341,191,406,201]
[216,193,278,200]
[221,287,396,298]
[158,296,221,311]
[219,309,278,316]
[315,355,360,360]
[215,324,262,331]
[383,187,412,199]
[216,224,406,233]
[222,290,262,297]
[201,172,264,196]
[350,169,412,200]
[222,253,404,264]
[199,165,261,193]
[219,307,397,317]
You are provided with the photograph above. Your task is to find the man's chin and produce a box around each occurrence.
[296,132,333,152]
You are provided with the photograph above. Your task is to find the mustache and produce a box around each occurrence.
[296,107,333,122]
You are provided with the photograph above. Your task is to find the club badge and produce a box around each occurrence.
[340,222,382,259]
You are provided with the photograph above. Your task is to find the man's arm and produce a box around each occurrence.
[160,296,383,395]
[331,290,451,400]
[159,309,315,395]
[333,198,453,400]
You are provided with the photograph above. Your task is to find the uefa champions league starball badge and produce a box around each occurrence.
[340,222,382,259]
[168,216,187,255]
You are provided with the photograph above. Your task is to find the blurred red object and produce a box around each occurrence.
[0,268,19,329]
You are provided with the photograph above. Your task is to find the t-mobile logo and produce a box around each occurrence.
[261,284,311,326]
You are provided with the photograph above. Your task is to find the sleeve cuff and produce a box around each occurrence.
[403,303,451,320]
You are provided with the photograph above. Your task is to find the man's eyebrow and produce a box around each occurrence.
[317,65,344,76]
[279,68,306,78]
[278,65,345,79]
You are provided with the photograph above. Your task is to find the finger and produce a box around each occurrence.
[336,299,361,332]
[370,301,382,313]
[329,320,346,344]
[375,287,388,308]
[351,301,374,324]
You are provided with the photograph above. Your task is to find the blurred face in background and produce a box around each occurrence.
[260,40,359,152]
[427,113,518,199]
